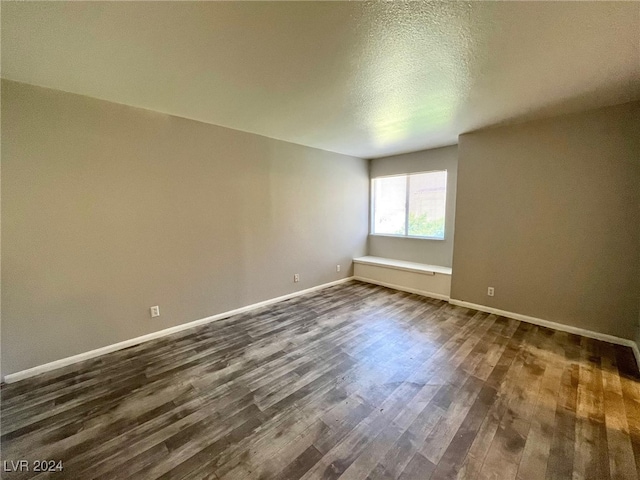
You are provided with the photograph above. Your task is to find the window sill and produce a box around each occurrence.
[369,234,445,241]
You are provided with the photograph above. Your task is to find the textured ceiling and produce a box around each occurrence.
[2,2,639,159]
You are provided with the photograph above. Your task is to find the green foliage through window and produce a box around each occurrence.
[408,213,445,238]
[372,170,447,239]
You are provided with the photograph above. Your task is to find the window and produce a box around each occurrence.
[371,170,447,239]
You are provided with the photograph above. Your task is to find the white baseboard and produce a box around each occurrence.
[631,342,640,370]
[3,277,354,384]
[354,276,450,301]
[448,298,640,364]
[6,278,637,383]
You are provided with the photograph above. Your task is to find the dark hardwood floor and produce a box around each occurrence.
[2,280,640,480]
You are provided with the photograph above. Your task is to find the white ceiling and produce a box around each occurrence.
[2,2,639,159]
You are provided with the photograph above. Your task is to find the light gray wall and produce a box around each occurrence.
[368,146,458,267]
[451,102,640,340]
[1,80,369,377]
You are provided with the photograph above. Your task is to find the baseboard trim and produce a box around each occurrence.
[353,276,450,301]
[448,298,639,361]
[3,277,355,384]
[6,278,636,383]
[631,342,640,370]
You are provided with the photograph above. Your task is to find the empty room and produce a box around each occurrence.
[1,1,639,479]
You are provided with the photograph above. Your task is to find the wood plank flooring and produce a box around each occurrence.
[2,280,640,480]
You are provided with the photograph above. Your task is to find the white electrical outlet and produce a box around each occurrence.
[150,306,160,317]
[487,287,495,297]
[336,265,341,272]
[294,274,300,283]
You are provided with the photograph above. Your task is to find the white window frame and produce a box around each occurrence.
[370,170,447,241]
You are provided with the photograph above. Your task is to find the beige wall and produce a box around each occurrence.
[1,80,369,377]
[452,102,640,339]
[368,146,458,267]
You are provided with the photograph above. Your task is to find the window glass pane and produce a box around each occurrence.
[407,171,447,238]
[373,176,406,235]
